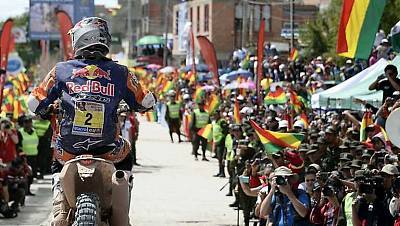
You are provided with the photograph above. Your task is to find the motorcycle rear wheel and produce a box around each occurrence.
[73,193,100,226]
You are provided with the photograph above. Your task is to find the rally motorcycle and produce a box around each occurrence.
[59,155,132,225]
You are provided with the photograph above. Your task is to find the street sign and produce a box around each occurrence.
[7,54,24,75]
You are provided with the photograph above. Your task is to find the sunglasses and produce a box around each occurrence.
[306,178,316,182]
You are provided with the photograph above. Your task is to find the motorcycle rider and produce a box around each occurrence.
[27,17,156,225]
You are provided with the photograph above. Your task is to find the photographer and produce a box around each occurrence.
[7,158,27,212]
[369,64,400,104]
[260,166,310,225]
[310,178,341,226]
[0,118,18,165]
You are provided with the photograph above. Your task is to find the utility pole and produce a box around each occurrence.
[127,0,133,61]
[163,0,170,67]
[248,4,254,44]
[289,0,294,51]
[241,0,248,48]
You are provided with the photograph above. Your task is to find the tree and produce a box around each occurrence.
[299,0,341,60]
[380,0,400,34]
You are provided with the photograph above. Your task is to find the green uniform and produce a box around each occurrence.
[19,128,39,156]
[194,109,209,129]
[167,102,180,119]
[343,192,357,226]
[33,120,50,137]
[212,120,224,143]
[225,134,235,161]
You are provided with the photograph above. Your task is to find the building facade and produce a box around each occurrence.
[172,0,318,62]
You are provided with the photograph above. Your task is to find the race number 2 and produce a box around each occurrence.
[72,101,104,137]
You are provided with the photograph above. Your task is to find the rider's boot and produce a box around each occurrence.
[51,173,70,226]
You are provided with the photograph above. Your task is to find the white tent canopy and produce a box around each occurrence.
[311,57,400,110]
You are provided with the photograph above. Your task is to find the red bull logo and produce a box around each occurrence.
[71,65,111,80]
[66,81,115,96]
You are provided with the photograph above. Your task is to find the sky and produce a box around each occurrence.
[0,0,119,21]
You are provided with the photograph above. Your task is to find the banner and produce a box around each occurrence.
[0,19,14,113]
[29,0,94,40]
[256,18,265,105]
[190,26,196,80]
[56,10,74,60]
[197,36,219,86]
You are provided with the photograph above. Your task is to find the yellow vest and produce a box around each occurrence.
[194,109,209,129]
[167,102,180,119]
[225,134,235,161]
[19,128,39,156]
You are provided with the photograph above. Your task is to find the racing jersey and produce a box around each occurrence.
[28,59,152,155]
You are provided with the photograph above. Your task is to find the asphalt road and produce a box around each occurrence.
[1,117,238,226]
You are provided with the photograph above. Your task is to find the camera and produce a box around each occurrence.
[322,185,334,196]
[238,139,249,146]
[359,182,374,194]
[276,176,287,185]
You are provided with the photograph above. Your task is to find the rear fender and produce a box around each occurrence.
[60,159,115,210]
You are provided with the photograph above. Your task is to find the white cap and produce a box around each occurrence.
[273,55,279,60]
[278,120,288,128]
[293,120,304,129]
[381,38,389,44]
[237,95,244,101]
[183,94,190,100]
[316,56,323,60]
[240,106,253,114]
[346,59,352,64]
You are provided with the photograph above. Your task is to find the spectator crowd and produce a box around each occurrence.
[135,36,400,226]
[0,113,53,219]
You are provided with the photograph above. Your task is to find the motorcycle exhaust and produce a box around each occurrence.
[111,170,131,226]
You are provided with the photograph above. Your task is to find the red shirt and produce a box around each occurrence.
[0,130,18,163]
[249,175,262,188]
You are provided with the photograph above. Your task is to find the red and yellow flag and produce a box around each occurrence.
[233,97,241,124]
[360,111,373,142]
[250,120,304,154]
[289,48,299,61]
[264,86,287,105]
[197,124,213,141]
[205,94,220,115]
[336,0,387,59]
[300,113,309,129]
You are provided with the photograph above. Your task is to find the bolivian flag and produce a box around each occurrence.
[360,111,373,142]
[145,111,158,122]
[162,81,174,93]
[336,0,387,59]
[233,97,241,124]
[193,86,205,103]
[289,48,299,61]
[299,113,309,129]
[206,94,220,115]
[250,120,304,154]
[197,124,213,141]
[264,86,287,105]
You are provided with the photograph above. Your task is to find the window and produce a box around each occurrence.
[204,4,209,32]
[190,7,193,22]
[175,11,179,35]
[197,6,200,32]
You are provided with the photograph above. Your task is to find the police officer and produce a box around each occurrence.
[212,110,228,177]
[190,101,210,161]
[165,90,182,143]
